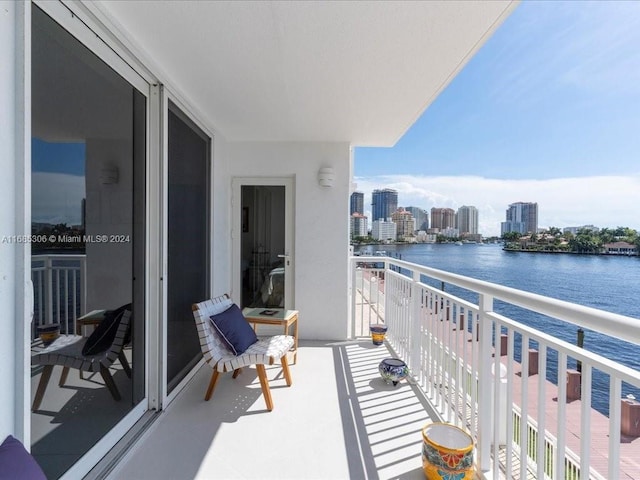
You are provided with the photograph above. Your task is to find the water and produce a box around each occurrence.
[355,243,640,414]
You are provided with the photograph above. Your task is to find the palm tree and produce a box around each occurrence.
[598,228,614,245]
[547,226,561,237]
[570,230,600,254]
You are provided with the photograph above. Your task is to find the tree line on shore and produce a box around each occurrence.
[351,226,639,255]
[502,226,640,254]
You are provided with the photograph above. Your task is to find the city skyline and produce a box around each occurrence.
[354,1,640,237]
[353,186,636,239]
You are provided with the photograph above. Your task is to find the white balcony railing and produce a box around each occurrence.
[31,254,86,340]
[350,256,640,480]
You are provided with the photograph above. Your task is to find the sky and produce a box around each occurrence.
[354,1,640,237]
[32,139,86,225]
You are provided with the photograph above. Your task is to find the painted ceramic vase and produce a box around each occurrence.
[38,323,60,347]
[422,422,474,480]
[378,358,408,386]
[369,323,388,346]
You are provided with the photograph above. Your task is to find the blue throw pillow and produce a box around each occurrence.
[0,435,46,480]
[209,304,258,355]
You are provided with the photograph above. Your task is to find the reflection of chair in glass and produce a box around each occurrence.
[192,295,293,411]
[259,267,285,307]
[31,309,132,411]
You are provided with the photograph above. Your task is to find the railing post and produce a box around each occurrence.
[45,255,53,325]
[410,270,421,382]
[491,362,508,446]
[477,293,494,473]
[383,259,389,327]
[80,255,87,316]
[349,257,355,339]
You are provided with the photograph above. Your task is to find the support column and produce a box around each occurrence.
[1,0,31,444]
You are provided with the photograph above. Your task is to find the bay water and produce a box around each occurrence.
[354,243,640,414]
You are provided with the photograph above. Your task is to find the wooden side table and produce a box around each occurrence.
[243,308,298,364]
[76,309,107,336]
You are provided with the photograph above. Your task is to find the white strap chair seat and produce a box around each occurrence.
[31,310,132,411]
[211,334,294,373]
[192,295,293,411]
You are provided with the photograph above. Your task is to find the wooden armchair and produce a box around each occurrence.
[192,295,293,411]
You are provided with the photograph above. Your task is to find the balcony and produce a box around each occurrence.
[350,256,640,479]
[32,256,640,479]
[107,340,434,480]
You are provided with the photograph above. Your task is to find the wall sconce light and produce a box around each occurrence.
[100,165,119,185]
[318,167,335,188]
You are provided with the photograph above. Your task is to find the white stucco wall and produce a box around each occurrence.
[227,142,351,341]
[85,138,135,311]
[0,0,18,441]
[210,136,232,298]
[1,0,30,442]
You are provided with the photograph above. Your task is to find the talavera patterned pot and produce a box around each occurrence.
[378,358,408,386]
[38,323,60,347]
[422,422,474,480]
[369,323,388,346]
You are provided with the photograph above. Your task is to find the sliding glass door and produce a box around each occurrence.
[166,102,210,393]
[30,6,146,478]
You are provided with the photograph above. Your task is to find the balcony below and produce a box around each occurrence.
[107,340,435,480]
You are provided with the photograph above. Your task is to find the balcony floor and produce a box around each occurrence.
[108,340,435,480]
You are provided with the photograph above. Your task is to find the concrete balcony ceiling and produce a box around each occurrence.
[95,0,517,145]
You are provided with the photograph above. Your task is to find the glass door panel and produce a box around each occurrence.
[239,185,288,309]
[166,103,209,393]
[30,6,146,478]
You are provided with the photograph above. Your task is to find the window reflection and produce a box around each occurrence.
[30,7,145,478]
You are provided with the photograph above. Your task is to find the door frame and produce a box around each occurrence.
[231,177,295,309]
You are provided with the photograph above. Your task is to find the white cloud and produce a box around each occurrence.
[354,174,640,237]
[487,2,640,105]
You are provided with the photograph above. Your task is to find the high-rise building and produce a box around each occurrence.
[457,205,478,235]
[350,191,364,215]
[350,212,368,239]
[391,208,416,240]
[430,207,455,230]
[371,219,396,242]
[501,202,538,235]
[371,188,398,222]
[441,227,460,239]
[563,225,599,235]
[406,206,428,231]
